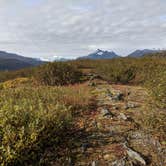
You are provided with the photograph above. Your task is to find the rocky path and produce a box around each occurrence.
[70,83,166,166]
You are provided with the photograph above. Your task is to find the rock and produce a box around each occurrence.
[89,74,101,81]
[118,113,128,121]
[129,131,144,140]
[107,89,113,97]
[123,144,146,165]
[88,82,96,87]
[101,108,113,118]
[124,105,129,110]
[126,149,146,165]
[109,126,116,136]
[112,92,124,101]
[92,120,98,129]
[112,158,126,166]
[113,106,119,110]
[92,161,98,166]
[125,102,137,110]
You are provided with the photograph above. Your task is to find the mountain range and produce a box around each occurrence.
[77,49,164,60]
[0,49,164,71]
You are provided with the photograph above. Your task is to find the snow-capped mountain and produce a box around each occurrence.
[77,49,120,59]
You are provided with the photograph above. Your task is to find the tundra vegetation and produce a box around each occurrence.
[0,52,165,165]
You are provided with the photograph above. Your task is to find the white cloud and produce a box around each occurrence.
[0,0,165,58]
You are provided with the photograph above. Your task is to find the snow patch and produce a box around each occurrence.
[97,51,103,55]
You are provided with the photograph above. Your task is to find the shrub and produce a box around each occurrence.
[0,68,35,83]
[35,62,82,86]
[0,84,92,165]
[94,58,137,84]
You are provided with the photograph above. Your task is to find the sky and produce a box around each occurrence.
[0,0,166,60]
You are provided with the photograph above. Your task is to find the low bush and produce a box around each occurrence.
[0,84,92,165]
[35,62,82,86]
[95,58,137,84]
[0,68,35,83]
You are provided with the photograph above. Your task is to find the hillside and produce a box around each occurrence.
[128,49,161,57]
[0,58,34,71]
[144,50,166,58]
[0,51,44,71]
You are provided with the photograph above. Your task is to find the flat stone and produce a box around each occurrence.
[123,144,146,165]
[118,113,128,121]
[125,102,137,110]
[112,158,126,166]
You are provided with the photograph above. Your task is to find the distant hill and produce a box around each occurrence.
[144,50,166,58]
[0,58,33,71]
[128,49,161,57]
[77,49,120,60]
[0,51,44,71]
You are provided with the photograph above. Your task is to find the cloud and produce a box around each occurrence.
[0,0,165,58]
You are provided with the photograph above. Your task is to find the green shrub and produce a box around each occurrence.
[95,59,136,84]
[35,62,82,86]
[0,103,71,165]
[0,68,35,83]
[0,84,92,165]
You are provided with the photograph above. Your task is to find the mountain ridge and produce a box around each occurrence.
[0,51,44,71]
[128,49,162,57]
[77,49,120,60]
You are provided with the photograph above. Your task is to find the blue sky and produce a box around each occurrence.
[0,0,165,60]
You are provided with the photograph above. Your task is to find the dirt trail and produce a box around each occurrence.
[70,83,166,166]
